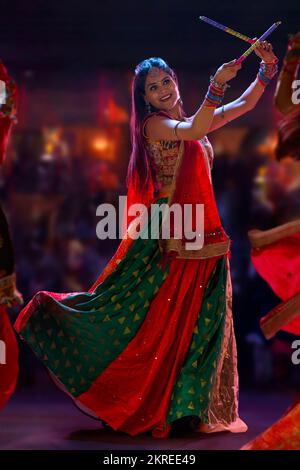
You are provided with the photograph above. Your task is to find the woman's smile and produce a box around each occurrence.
[160,93,172,101]
[144,68,180,111]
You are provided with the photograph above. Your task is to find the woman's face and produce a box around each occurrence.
[144,67,180,112]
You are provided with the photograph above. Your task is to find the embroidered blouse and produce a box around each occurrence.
[142,115,214,188]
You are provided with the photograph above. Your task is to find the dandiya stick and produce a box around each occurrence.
[235,21,282,64]
[199,16,255,44]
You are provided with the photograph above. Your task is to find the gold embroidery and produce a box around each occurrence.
[206,260,240,426]
[0,273,23,307]
[261,292,300,339]
[158,238,230,260]
[146,140,181,187]
[248,219,300,248]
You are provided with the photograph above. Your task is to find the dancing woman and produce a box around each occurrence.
[0,59,22,409]
[248,31,300,342]
[15,41,278,438]
[243,32,300,450]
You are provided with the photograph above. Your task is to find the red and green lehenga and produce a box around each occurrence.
[14,112,246,438]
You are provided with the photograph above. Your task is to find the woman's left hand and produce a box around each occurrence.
[253,37,279,63]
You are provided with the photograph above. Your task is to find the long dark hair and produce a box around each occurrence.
[126,57,184,194]
[275,107,300,160]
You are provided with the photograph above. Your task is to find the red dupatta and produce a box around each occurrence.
[91,112,228,290]
[249,222,300,337]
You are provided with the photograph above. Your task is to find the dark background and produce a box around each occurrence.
[0,0,299,69]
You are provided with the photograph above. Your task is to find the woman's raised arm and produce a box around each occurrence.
[208,40,279,133]
[208,78,266,132]
[145,60,241,141]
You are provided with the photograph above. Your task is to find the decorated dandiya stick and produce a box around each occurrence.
[199,16,255,44]
[235,21,282,64]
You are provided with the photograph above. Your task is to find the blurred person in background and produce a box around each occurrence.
[0,59,23,409]
[244,31,300,450]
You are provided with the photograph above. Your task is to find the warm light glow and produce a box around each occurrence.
[45,143,54,154]
[41,127,69,159]
[93,137,109,152]
[257,132,278,158]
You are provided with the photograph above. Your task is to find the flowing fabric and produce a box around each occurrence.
[243,222,300,449]
[15,198,239,436]
[242,400,300,450]
[15,113,242,437]
[248,221,300,338]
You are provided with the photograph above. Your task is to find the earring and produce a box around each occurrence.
[178,97,183,106]
[145,102,152,114]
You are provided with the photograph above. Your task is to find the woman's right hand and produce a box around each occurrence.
[213,60,242,85]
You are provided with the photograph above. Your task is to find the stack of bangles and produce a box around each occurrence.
[257,59,279,87]
[204,76,230,108]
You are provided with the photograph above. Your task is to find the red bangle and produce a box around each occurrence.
[261,58,279,66]
[257,74,267,87]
